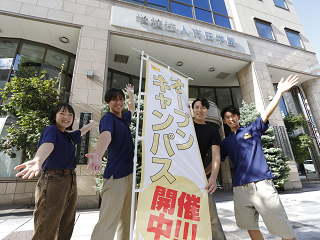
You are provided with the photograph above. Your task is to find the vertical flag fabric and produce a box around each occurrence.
[0,116,8,135]
[136,60,212,240]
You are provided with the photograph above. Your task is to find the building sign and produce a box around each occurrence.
[76,112,92,164]
[135,60,211,240]
[111,6,251,55]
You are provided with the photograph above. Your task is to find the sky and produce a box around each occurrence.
[292,0,320,63]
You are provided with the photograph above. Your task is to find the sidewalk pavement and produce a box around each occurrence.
[0,182,319,240]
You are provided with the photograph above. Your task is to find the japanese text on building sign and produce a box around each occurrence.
[136,15,236,47]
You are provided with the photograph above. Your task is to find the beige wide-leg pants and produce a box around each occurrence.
[91,173,134,240]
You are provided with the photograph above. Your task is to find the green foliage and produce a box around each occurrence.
[0,69,61,162]
[283,113,313,164]
[93,92,144,192]
[15,56,42,79]
[239,101,291,188]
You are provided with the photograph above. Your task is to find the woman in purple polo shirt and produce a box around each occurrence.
[14,103,98,240]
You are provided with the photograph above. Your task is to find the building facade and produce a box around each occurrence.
[0,0,320,208]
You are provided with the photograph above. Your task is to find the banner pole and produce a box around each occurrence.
[129,50,145,240]
[131,47,193,81]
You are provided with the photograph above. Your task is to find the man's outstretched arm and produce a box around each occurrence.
[205,145,221,194]
[261,75,298,124]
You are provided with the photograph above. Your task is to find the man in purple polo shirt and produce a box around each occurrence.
[220,75,298,240]
[86,84,135,240]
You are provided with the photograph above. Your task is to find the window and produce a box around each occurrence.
[189,85,242,109]
[0,125,22,178]
[285,28,303,48]
[273,0,288,9]
[0,37,76,103]
[0,39,19,89]
[107,68,145,95]
[125,0,233,29]
[254,19,276,41]
[194,8,213,24]
[171,2,193,19]
[147,0,169,12]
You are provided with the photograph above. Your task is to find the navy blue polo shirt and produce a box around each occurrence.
[99,111,134,179]
[38,125,81,171]
[221,116,274,187]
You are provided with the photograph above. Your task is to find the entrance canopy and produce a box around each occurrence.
[108,34,250,87]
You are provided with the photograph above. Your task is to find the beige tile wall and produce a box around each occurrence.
[0,180,36,206]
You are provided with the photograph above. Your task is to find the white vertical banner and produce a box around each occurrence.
[0,116,8,134]
[136,60,211,240]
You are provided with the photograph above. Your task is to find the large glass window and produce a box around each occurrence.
[194,0,210,10]
[107,68,146,95]
[216,88,232,110]
[124,0,233,29]
[147,0,169,11]
[210,0,228,15]
[231,87,243,109]
[133,76,146,94]
[189,86,199,98]
[190,85,242,110]
[255,19,275,41]
[0,38,76,177]
[0,37,76,103]
[124,0,144,5]
[285,29,303,48]
[63,56,75,103]
[214,14,231,29]
[176,0,192,4]
[171,2,193,19]
[13,40,46,79]
[0,125,22,178]
[273,0,287,9]
[195,8,213,24]
[200,87,216,104]
[0,39,19,89]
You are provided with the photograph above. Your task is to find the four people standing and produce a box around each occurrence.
[14,74,299,240]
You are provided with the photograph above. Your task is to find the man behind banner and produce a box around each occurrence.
[192,98,226,240]
[220,75,298,240]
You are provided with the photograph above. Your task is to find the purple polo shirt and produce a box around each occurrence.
[38,125,81,171]
[99,111,134,179]
[221,116,274,187]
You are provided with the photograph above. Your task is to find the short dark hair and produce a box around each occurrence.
[221,105,240,119]
[192,97,210,109]
[50,103,75,131]
[104,88,125,103]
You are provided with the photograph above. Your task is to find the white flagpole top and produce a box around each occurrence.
[130,47,193,81]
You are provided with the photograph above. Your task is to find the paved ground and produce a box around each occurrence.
[0,182,319,240]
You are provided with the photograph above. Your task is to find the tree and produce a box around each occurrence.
[239,101,291,189]
[93,92,144,192]
[283,113,313,175]
[0,65,62,162]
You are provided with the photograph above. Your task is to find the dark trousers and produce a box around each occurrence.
[208,193,227,240]
[32,169,77,240]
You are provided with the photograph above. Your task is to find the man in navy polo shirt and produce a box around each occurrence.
[86,84,135,240]
[220,75,298,240]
